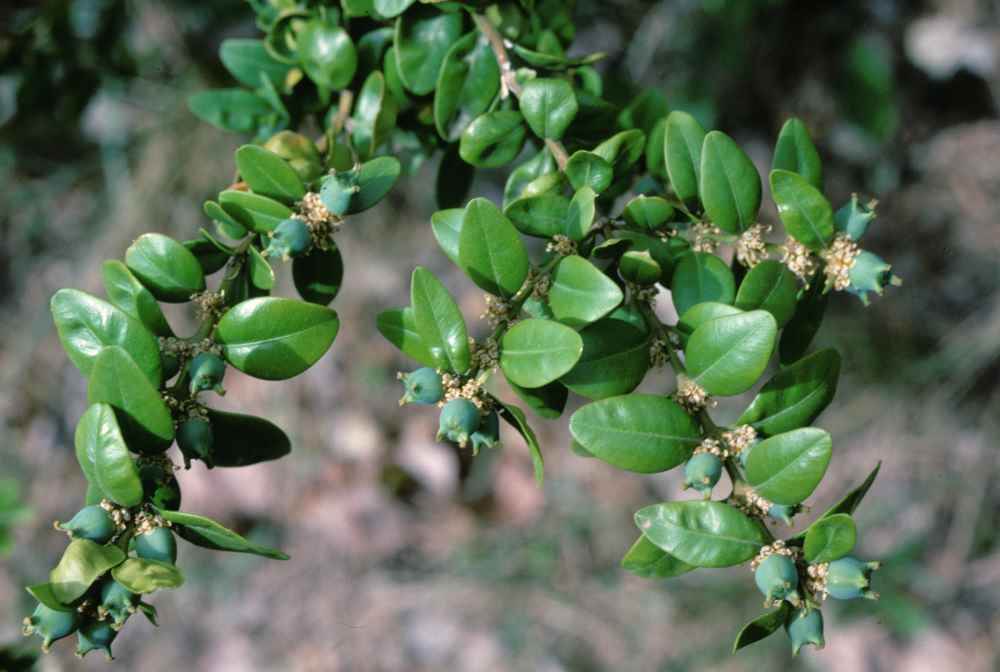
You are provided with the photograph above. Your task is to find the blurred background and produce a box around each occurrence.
[1,0,999,670]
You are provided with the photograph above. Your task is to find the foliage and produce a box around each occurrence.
[22,0,899,660]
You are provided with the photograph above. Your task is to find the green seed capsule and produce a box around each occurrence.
[754,554,799,604]
[176,418,214,469]
[75,619,117,660]
[98,580,138,630]
[847,251,899,306]
[264,218,312,260]
[55,505,116,543]
[22,603,79,651]
[188,352,226,396]
[785,607,824,655]
[470,410,501,454]
[683,453,722,498]
[834,194,876,241]
[436,399,482,448]
[134,527,177,564]
[826,556,880,600]
[399,367,444,406]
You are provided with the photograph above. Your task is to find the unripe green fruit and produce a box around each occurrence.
[399,367,444,405]
[56,505,115,543]
[264,218,312,260]
[767,503,799,526]
[75,619,117,659]
[847,250,898,306]
[22,603,79,651]
[176,418,214,469]
[134,527,177,564]
[834,194,876,241]
[436,399,481,448]
[470,410,501,453]
[826,556,879,600]
[683,453,722,498]
[188,352,226,396]
[99,580,138,630]
[785,607,824,655]
[754,554,799,604]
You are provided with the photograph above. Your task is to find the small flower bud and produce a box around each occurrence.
[436,398,482,448]
[825,556,879,600]
[683,453,722,498]
[55,505,116,543]
[188,352,226,396]
[264,217,312,261]
[847,251,901,306]
[785,607,824,655]
[754,554,800,605]
[398,367,444,406]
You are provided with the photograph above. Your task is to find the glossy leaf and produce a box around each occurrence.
[346,156,401,214]
[738,348,841,437]
[504,150,558,207]
[505,193,570,239]
[621,535,695,579]
[125,233,205,303]
[88,347,174,454]
[75,403,144,507]
[500,318,582,388]
[247,246,275,290]
[686,310,777,396]
[746,427,832,505]
[663,111,706,202]
[430,208,464,267]
[670,252,736,316]
[509,380,568,420]
[772,118,822,189]
[292,246,344,305]
[49,540,125,604]
[394,7,463,95]
[623,195,674,231]
[520,78,578,140]
[376,307,437,368]
[676,302,743,345]
[497,401,545,485]
[734,260,799,327]
[112,559,184,594]
[803,513,856,563]
[373,0,415,17]
[732,604,791,653]
[51,289,161,386]
[188,89,275,135]
[549,255,624,328]
[635,501,769,567]
[565,187,596,241]
[158,509,289,560]
[561,319,649,399]
[434,33,500,141]
[234,145,305,204]
[459,111,527,168]
[700,131,761,234]
[351,71,398,160]
[204,199,248,239]
[101,261,173,338]
[410,267,470,374]
[593,129,645,178]
[617,230,688,282]
[216,297,340,380]
[205,408,291,467]
[219,38,291,90]
[458,198,529,298]
[770,169,834,251]
[298,21,357,90]
[565,150,613,193]
[26,583,74,611]
[569,394,701,473]
[219,190,293,234]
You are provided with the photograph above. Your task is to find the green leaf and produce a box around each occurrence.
[549,255,624,328]
[235,145,305,204]
[373,0,416,18]
[88,347,174,454]
[125,233,205,303]
[593,129,645,178]
[49,539,125,604]
[622,195,675,231]
[676,302,743,346]
[621,535,695,579]
[779,276,828,364]
[772,118,822,189]
[500,318,582,388]
[459,111,527,168]
[51,289,161,386]
[770,169,834,251]
[734,260,799,328]
[803,513,856,563]
[570,394,700,473]
[204,408,292,467]
[635,501,769,568]
[430,208,464,266]
[188,89,276,135]
[434,33,500,141]
[686,310,777,396]
[111,559,184,594]
[298,21,357,90]
[505,193,570,239]
[410,267,470,374]
[565,187,596,241]
[351,71,398,160]
[561,319,649,399]
[732,604,791,653]
[670,252,736,316]
[645,116,668,179]
[458,198,529,298]
[203,200,248,239]
[247,246,275,290]
[219,39,291,90]
[216,297,340,380]
[508,380,568,420]
[699,131,761,234]
[565,150,613,193]
[219,190,294,234]
[26,583,75,611]
[185,235,232,275]
[376,307,437,368]
[497,401,545,485]
[519,78,578,140]
[746,427,832,505]
[101,261,173,338]
[75,403,144,507]
[738,348,841,437]
[394,7,463,95]
[617,231,688,282]
[619,250,661,285]
[663,111,706,203]
[811,462,881,523]
[292,246,344,305]
[347,156,401,214]
[157,509,289,560]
